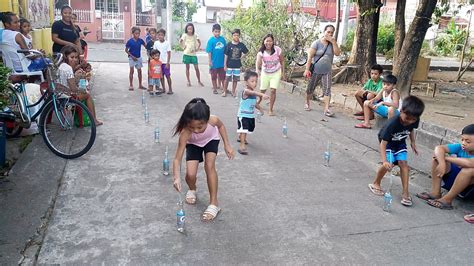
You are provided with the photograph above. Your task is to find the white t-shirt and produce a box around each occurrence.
[153,40,171,63]
[57,63,75,88]
[21,33,33,49]
[1,29,21,49]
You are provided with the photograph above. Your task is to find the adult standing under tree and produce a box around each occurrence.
[51,5,82,55]
[304,25,341,117]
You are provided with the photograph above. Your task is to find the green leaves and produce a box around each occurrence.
[0,65,12,110]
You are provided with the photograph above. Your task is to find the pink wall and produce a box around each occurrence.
[71,1,91,10]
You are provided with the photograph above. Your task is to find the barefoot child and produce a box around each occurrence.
[223,29,248,97]
[172,98,234,221]
[237,70,269,155]
[125,27,146,91]
[148,49,162,95]
[416,124,474,209]
[355,74,401,129]
[368,96,425,206]
[153,28,173,94]
[179,23,204,87]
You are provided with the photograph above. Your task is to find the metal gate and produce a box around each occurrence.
[101,11,124,40]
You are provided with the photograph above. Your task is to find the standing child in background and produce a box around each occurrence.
[125,26,146,91]
[368,96,425,207]
[153,28,173,94]
[179,23,204,87]
[145,27,151,44]
[354,64,384,118]
[237,70,269,155]
[206,23,226,94]
[145,28,157,92]
[172,98,234,221]
[355,74,401,129]
[19,18,33,49]
[148,49,162,95]
[223,29,248,98]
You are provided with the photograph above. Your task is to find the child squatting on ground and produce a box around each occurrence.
[355,74,401,129]
[125,26,146,91]
[237,71,269,155]
[416,124,474,210]
[172,98,234,221]
[368,95,425,206]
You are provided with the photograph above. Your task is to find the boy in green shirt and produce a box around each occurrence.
[354,64,383,117]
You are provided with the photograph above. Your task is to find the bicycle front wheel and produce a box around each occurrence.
[38,97,96,159]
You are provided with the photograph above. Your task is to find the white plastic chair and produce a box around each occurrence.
[0,42,45,82]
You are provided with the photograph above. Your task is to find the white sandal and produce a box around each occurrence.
[202,204,221,221]
[185,190,197,205]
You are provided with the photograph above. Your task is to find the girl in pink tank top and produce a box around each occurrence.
[172,98,234,221]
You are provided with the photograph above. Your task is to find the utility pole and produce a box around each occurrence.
[156,0,162,28]
[338,0,350,44]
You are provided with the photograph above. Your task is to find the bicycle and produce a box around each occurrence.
[2,49,96,159]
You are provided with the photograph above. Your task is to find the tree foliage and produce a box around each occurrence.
[172,0,197,22]
[221,1,319,79]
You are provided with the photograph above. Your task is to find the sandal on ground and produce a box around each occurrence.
[464,214,474,224]
[198,82,205,87]
[268,111,275,116]
[401,196,413,206]
[355,123,372,129]
[128,86,134,91]
[238,148,248,155]
[213,89,218,94]
[416,192,439,201]
[221,93,227,97]
[186,82,191,87]
[354,111,364,116]
[304,104,311,111]
[139,86,147,90]
[167,91,174,95]
[324,110,334,117]
[368,184,384,196]
[185,190,197,205]
[95,120,103,126]
[236,139,248,144]
[356,116,365,121]
[202,204,221,221]
[427,199,453,210]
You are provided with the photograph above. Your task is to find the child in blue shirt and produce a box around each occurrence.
[417,124,474,209]
[368,96,425,207]
[237,70,269,155]
[125,26,146,91]
[206,24,226,94]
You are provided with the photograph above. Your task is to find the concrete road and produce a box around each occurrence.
[21,61,472,264]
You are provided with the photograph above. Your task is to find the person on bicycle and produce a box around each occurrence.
[57,45,102,126]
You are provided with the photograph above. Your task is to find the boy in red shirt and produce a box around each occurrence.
[148,49,163,95]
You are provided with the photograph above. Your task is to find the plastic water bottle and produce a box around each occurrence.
[282,118,288,138]
[324,142,331,167]
[144,104,149,123]
[177,200,185,233]
[79,79,87,91]
[256,111,262,123]
[383,151,394,212]
[141,91,146,106]
[154,126,160,143]
[163,146,170,176]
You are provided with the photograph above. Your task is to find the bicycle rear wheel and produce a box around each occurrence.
[38,97,96,159]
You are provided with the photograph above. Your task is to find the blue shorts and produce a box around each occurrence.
[148,78,161,86]
[226,68,241,82]
[28,58,51,71]
[442,164,474,199]
[374,105,400,118]
[128,57,143,69]
[385,142,407,164]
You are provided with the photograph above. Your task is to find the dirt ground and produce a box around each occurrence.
[328,70,473,132]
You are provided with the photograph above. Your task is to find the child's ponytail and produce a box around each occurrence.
[173,98,210,136]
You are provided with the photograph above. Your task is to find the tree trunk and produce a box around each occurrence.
[335,0,341,39]
[393,0,406,63]
[346,0,382,83]
[456,9,472,81]
[393,0,438,97]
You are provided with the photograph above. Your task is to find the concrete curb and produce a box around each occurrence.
[280,79,460,150]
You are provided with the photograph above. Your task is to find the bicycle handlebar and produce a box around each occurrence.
[16,49,64,65]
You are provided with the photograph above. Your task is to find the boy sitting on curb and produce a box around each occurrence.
[354,64,383,118]
[416,124,474,209]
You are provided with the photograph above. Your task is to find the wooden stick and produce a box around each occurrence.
[434,111,465,118]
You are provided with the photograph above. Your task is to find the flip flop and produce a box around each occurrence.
[368,184,384,196]
[238,148,248,155]
[416,192,439,201]
[185,190,197,205]
[139,86,147,90]
[355,123,372,129]
[187,82,191,87]
[202,204,221,222]
[213,89,218,94]
[464,214,474,224]
[401,196,413,206]
[268,112,275,116]
[304,104,311,111]
[236,139,248,144]
[355,116,365,120]
[324,110,334,117]
[167,91,174,95]
[427,199,453,210]
[354,111,364,116]
[128,86,134,91]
